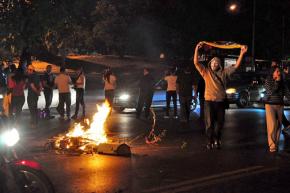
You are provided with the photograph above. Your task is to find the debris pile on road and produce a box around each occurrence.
[145,108,166,144]
[45,102,131,156]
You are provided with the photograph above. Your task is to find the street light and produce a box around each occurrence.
[226,1,240,14]
[227,0,256,66]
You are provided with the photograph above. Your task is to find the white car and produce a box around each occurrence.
[22,86,76,110]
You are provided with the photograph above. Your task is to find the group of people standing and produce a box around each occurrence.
[2,63,86,129]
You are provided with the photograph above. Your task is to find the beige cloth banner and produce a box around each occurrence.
[202,41,243,49]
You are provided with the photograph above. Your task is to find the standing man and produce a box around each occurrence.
[27,65,42,128]
[193,42,247,149]
[54,67,72,120]
[72,67,86,119]
[176,65,194,122]
[136,68,155,119]
[42,65,55,119]
[164,68,178,119]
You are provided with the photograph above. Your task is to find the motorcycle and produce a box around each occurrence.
[0,128,55,193]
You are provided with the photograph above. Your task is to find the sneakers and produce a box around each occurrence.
[214,140,222,149]
[206,143,214,150]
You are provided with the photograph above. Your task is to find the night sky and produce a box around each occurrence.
[146,0,289,60]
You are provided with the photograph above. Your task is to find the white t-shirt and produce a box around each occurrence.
[104,75,116,90]
[54,73,72,93]
[164,75,177,91]
[76,74,86,89]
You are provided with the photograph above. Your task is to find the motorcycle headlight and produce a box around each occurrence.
[119,94,130,101]
[226,88,237,94]
[1,128,20,147]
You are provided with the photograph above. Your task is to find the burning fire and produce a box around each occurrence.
[53,102,111,152]
[66,102,110,144]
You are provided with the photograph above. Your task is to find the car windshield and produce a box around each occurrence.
[228,73,266,87]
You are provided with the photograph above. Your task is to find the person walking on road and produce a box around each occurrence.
[72,67,86,119]
[271,59,290,137]
[136,68,155,119]
[264,66,290,153]
[54,67,72,120]
[164,68,178,119]
[103,68,116,108]
[193,42,247,149]
[42,65,55,119]
[176,66,194,122]
[10,68,26,125]
[27,65,42,128]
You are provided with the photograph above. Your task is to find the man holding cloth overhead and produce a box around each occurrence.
[193,41,247,149]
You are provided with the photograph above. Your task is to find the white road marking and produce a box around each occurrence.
[143,166,278,193]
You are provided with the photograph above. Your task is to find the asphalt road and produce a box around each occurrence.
[16,90,290,193]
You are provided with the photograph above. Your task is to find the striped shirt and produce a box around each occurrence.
[264,77,290,105]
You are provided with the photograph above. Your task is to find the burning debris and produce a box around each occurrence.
[45,102,131,157]
[145,108,166,144]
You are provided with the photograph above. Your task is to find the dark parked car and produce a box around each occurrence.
[113,79,197,112]
[226,72,266,108]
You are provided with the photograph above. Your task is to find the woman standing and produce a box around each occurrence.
[72,67,86,119]
[103,68,116,107]
[10,69,26,124]
[264,67,290,153]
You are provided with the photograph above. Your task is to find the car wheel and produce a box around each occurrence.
[113,107,125,113]
[190,98,198,111]
[237,92,249,108]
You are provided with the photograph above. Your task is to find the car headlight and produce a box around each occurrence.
[0,94,3,99]
[1,128,20,147]
[226,88,237,94]
[119,94,130,101]
[260,93,265,98]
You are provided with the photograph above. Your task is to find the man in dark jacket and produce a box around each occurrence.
[136,68,155,119]
[27,65,42,128]
[176,66,194,122]
[42,65,55,119]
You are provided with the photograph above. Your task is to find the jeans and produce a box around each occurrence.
[74,88,85,116]
[44,88,53,115]
[27,94,39,125]
[166,91,177,116]
[57,93,71,117]
[11,95,25,122]
[179,95,192,121]
[136,91,153,118]
[105,90,114,107]
[204,101,225,144]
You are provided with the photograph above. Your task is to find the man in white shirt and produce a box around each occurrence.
[54,67,72,120]
[164,69,178,118]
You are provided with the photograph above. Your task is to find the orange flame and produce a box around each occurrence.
[65,101,111,145]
